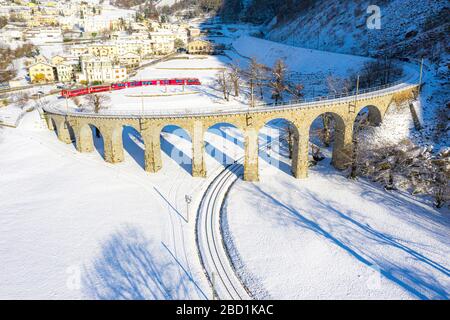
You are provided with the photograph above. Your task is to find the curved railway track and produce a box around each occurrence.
[196,139,278,300]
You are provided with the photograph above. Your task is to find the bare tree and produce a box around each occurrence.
[287,83,304,101]
[216,70,230,101]
[321,75,353,149]
[15,92,30,110]
[348,114,371,179]
[227,64,241,97]
[84,94,110,113]
[249,58,267,100]
[0,59,17,83]
[270,59,288,104]
[326,75,351,95]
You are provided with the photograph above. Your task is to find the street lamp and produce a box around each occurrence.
[185,194,192,223]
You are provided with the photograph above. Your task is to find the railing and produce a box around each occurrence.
[44,62,420,119]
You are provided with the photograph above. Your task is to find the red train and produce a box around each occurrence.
[61,78,202,98]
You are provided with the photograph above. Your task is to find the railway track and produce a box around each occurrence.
[196,137,280,300]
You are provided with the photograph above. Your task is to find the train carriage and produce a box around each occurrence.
[61,78,201,98]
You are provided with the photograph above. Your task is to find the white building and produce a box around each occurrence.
[80,17,110,33]
[24,27,63,44]
[0,25,23,42]
[149,31,175,55]
[56,63,76,83]
[77,56,127,84]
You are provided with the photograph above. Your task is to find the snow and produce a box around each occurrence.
[222,131,450,299]
[156,0,178,8]
[0,110,214,299]
[0,16,446,300]
[0,108,246,299]
[233,36,369,77]
[48,36,374,115]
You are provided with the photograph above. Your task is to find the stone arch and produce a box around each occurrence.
[122,125,145,170]
[104,125,124,164]
[204,122,245,173]
[55,119,76,146]
[87,124,105,159]
[159,124,193,175]
[354,105,383,127]
[75,123,94,153]
[257,118,301,178]
[308,111,351,170]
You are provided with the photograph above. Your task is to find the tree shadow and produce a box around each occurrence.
[258,120,293,176]
[83,225,206,300]
[207,123,244,149]
[254,185,450,300]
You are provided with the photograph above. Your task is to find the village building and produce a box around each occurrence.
[187,39,214,55]
[77,56,127,84]
[29,62,56,83]
[88,44,118,58]
[56,63,75,83]
[24,27,62,44]
[118,52,141,68]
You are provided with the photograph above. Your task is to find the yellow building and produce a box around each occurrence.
[118,52,141,68]
[51,55,66,66]
[29,62,56,83]
[27,14,59,27]
[187,40,214,55]
[34,55,49,64]
[88,44,118,58]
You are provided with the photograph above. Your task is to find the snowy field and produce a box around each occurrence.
[222,111,450,300]
[1,30,446,300]
[50,54,248,114]
[223,159,450,299]
[0,110,244,299]
[233,36,369,77]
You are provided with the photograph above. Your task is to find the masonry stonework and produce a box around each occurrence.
[44,85,418,182]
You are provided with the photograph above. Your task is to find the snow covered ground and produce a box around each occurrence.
[233,36,369,77]
[49,35,375,115]
[223,159,450,299]
[0,105,27,127]
[1,28,445,300]
[0,109,244,299]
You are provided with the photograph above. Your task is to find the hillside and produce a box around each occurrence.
[206,0,449,146]
[219,1,448,61]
